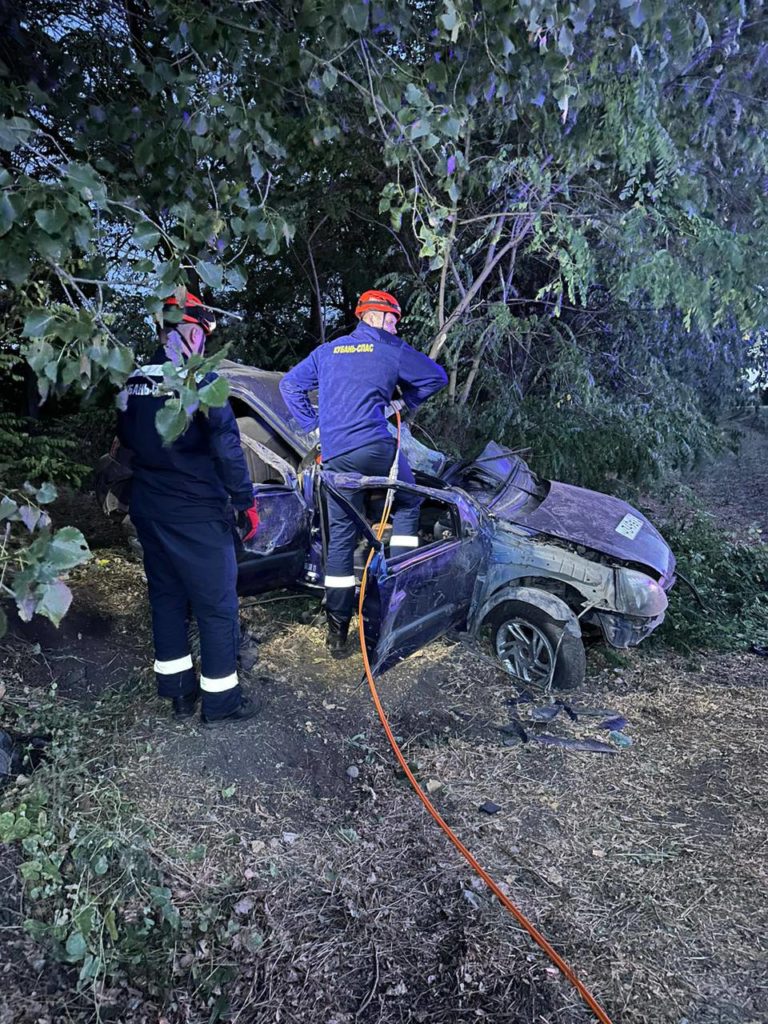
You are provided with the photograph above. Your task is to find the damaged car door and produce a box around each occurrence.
[331,475,488,674]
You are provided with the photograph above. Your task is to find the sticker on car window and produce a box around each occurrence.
[615,513,643,539]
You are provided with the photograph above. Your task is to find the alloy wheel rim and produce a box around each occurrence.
[495,618,555,686]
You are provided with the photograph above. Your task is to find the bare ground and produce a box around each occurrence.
[1,426,767,1024]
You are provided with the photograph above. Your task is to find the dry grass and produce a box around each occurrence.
[73,613,766,1024]
[2,426,768,1023]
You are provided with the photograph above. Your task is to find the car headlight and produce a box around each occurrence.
[614,568,668,617]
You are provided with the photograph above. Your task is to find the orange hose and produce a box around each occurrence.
[355,412,614,1024]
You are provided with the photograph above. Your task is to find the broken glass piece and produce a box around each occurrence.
[609,730,633,748]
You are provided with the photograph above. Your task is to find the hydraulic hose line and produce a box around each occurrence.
[355,412,614,1024]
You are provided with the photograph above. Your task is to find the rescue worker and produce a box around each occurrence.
[279,289,447,656]
[118,293,260,724]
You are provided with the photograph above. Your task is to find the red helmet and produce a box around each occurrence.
[163,292,217,334]
[355,289,401,322]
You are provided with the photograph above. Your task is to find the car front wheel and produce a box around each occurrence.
[487,600,586,691]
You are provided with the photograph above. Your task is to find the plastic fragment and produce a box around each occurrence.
[479,800,501,814]
[566,706,620,719]
[497,720,528,742]
[532,734,617,754]
[554,700,578,721]
[507,688,536,705]
[598,715,629,731]
[750,643,768,657]
[529,705,560,722]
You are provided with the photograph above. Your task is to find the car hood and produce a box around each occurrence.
[510,481,674,578]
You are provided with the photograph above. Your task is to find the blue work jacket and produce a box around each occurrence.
[279,321,447,460]
[117,349,253,522]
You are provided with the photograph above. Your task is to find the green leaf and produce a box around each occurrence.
[197,260,223,290]
[440,3,458,31]
[132,220,161,249]
[23,312,58,339]
[104,909,118,942]
[0,116,33,151]
[26,341,55,376]
[65,931,88,962]
[341,2,368,32]
[225,264,247,291]
[91,854,109,876]
[558,24,574,57]
[0,194,16,236]
[47,527,90,570]
[0,496,18,520]
[34,207,67,235]
[405,83,423,105]
[36,482,57,505]
[155,400,189,444]
[322,66,338,90]
[198,376,229,408]
[65,162,107,205]
[36,581,72,627]
[102,346,134,377]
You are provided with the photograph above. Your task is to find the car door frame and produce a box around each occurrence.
[321,471,488,674]
[236,435,313,596]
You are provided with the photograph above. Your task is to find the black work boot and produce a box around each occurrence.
[326,613,352,659]
[172,692,200,719]
[201,692,262,728]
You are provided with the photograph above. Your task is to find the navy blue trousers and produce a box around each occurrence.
[133,517,242,718]
[323,439,421,620]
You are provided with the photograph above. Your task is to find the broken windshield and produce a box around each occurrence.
[450,442,546,515]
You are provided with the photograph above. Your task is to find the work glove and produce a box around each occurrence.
[237,501,259,542]
[384,398,408,419]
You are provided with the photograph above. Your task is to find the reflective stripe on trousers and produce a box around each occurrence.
[323,440,421,621]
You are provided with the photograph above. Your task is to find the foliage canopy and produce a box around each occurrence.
[1,0,768,628]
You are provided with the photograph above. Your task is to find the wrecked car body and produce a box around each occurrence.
[222,361,677,689]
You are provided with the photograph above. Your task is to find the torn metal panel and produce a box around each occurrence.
[510,480,674,578]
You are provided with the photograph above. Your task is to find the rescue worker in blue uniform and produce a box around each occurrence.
[279,289,447,656]
[118,293,260,724]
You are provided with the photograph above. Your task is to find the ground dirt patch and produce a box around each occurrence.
[1,436,767,1023]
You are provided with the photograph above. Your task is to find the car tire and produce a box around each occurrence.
[487,600,586,691]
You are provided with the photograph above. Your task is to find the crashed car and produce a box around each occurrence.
[219,360,676,691]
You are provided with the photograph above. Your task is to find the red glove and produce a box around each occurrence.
[238,502,259,541]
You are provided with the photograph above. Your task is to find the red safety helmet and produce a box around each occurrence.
[163,292,217,334]
[355,289,401,322]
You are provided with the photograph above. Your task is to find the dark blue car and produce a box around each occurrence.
[220,361,676,691]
